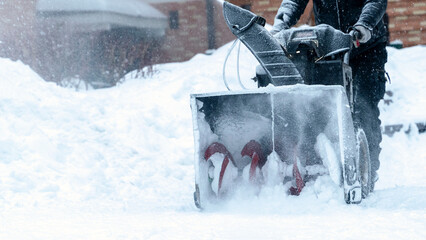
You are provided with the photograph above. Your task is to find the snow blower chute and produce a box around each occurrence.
[191,2,373,208]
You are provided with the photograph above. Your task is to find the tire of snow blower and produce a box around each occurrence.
[356,129,372,199]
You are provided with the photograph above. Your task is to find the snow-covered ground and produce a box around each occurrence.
[0,43,425,239]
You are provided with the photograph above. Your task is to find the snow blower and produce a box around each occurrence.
[191,2,372,208]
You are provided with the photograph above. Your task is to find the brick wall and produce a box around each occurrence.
[152,1,208,62]
[250,0,285,24]
[151,0,234,63]
[387,0,426,47]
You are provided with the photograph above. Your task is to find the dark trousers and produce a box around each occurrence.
[350,43,387,176]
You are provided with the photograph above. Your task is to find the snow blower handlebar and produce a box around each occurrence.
[344,30,361,65]
[223,2,355,88]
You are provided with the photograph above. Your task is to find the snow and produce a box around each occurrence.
[0,43,425,239]
[379,46,426,124]
[315,133,341,186]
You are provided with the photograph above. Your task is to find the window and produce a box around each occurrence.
[169,11,179,30]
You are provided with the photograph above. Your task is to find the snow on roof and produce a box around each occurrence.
[36,0,168,33]
[36,0,166,19]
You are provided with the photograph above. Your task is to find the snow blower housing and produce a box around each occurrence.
[191,2,372,209]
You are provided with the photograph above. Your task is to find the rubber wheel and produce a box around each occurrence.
[356,129,372,199]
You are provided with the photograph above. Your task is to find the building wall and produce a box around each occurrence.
[152,0,208,62]
[387,0,426,47]
[151,0,234,63]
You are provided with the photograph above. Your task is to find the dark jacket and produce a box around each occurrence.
[272,0,388,56]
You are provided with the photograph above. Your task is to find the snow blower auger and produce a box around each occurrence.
[191,2,373,209]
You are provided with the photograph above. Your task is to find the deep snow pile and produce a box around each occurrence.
[0,44,425,239]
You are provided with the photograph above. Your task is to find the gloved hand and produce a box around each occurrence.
[354,25,372,43]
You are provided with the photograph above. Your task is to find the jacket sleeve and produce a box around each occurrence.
[271,0,310,33]
[355,0,387,30]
